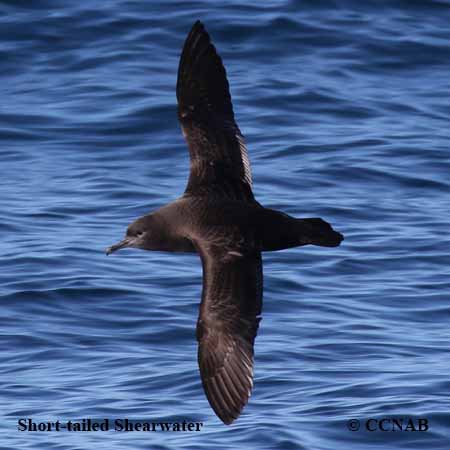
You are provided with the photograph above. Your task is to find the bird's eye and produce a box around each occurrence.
[137,231,144,237]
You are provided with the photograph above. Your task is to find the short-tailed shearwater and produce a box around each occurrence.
[107,21,343,425]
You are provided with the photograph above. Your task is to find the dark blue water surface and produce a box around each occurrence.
[2,1,450,449]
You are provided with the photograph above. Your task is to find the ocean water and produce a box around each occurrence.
[1,1,450,449]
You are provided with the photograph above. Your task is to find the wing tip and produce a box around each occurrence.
[177,19,234,120]
[199,340,256,425]
[218,410,239,426]
[186,20,206,42]
[203,376,254,425]
[192,19,204,30]
[181,19,211,66]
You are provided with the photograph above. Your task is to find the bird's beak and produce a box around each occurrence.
[106,238,133,255]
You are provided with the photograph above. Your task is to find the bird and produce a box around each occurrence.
[107,20,343,425]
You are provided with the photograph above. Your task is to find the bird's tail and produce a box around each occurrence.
[257,207,344,251]
[298,218,344,247]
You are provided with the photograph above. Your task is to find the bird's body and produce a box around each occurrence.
[107,21,343,425]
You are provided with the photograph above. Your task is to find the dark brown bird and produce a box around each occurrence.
[107,21,343,425]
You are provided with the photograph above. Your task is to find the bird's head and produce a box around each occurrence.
[106,216,153,255]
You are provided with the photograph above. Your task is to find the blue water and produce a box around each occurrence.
[2,1,450,449]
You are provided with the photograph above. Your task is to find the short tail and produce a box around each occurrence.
[299,218,344,247]
[257,207,344,252]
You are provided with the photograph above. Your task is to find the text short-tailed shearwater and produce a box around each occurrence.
[107,21,343,425]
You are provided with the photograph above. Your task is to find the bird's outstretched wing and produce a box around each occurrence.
[177,21,254,202]
[194,242,263,424]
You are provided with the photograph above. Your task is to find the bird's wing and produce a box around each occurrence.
[194,242,263,424]
[177,21,254,202]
